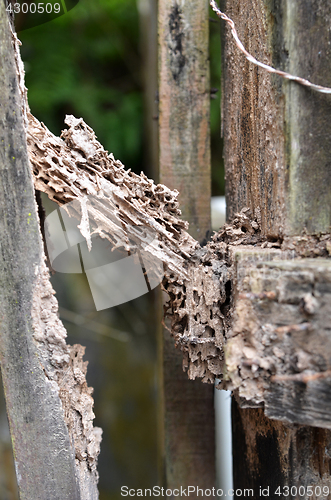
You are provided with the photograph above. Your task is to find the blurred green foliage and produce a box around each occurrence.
[19,0,224,194]
[20,0,144,171]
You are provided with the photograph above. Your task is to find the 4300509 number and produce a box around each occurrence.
[275,485,330,497]
[6,3,61,14]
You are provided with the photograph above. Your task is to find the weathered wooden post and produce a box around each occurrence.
[0,4,101,499]
[221,0,331,493]
[158,0,215,489]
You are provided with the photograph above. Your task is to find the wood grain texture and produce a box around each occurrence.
[225,250,331,428]
[27,108,217,487]
[159,0,211,242]
[0,6,101,499]
[221,0,286,238]
[0,5,81,499]
[285,0,331,235]
[158,0,215,490]
[232,401,331,498]
[222,0,331,493]
[221,0,331,237]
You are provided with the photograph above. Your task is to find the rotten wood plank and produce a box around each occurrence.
[220,0,331,493]
[0,8,80,499]
[0,6,101,499]
[224,249,331,428]
[138,0,159,179]
[27,110,331,431]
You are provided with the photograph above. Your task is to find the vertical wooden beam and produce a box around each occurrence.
[222,0,331,238]
[158,0,215,490]
[284,0,331,235]
[138,0,164,483]
[0,5,82,499]
[222,0,331,492]
[138,0,159,179]
[159,0,211,242]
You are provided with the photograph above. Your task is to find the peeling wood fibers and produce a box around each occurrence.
[10,24,101,497]
[31,261,102,494]
[27,113,331,429]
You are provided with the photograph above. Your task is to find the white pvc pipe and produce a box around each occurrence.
[215,388,233,497]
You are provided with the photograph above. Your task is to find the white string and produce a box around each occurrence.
[210,0,331,95]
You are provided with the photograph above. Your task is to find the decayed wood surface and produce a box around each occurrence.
[226,249,331,427]
[221,0,331,493]
[221,0,331,237]
[158,0,215,490]
[18,0,331,489]
[232,403,331,497]
[27,111,331,426]
[0,6,101,499]
[5,0,331,493]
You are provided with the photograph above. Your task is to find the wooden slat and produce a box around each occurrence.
[0,6,82,499]
[222,0,331,237]
[221,0,331,492]
[158,0,215,489]
[159,0,211,242]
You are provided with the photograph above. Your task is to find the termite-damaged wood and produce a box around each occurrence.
[27,112,224,384]
[31,263,102,498]
[225,249,331,428]
[232,401,331,496]
[28,115,269,386]
[221,0,331,488]
[0,4,101,498]
[26,113,331,428]
[0,8,102,498]
[27,113,263,387]
[8,0,331,494]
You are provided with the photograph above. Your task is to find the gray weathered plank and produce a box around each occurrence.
[0,5,91,499]
[158,0,215,490]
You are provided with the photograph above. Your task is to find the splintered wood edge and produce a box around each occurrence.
[27,112,331,428]
[10,24,101,496]
[27,112,229,384]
